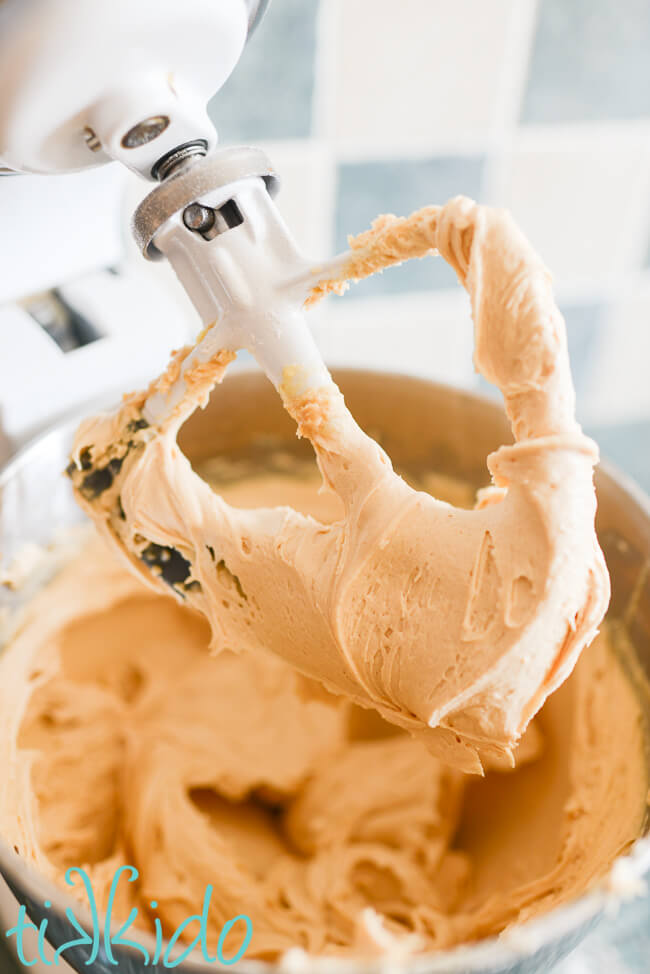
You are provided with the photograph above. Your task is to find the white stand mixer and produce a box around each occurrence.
[0,0,279,460]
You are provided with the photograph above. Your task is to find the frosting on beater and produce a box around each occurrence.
[67,196,610,773]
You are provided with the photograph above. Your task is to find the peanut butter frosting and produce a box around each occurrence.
[66,197,610,772]
[0,469,646,960]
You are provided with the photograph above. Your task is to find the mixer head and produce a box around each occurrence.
[0,0,269,178]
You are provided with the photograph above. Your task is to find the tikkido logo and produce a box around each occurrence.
[6,865,253,968]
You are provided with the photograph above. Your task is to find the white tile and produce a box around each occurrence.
[257,140,336,258]
[327,0,517,153]
[580,285,650,425]
[311,291,478,390]
[492,131,650,289]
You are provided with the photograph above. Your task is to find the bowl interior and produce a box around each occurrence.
[0,368,649,974]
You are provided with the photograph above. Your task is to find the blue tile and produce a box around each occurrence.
[233,349,257,369]
[521,0,650,123]
[335,157,485,297]
[208,0,320,142]
[476,374,501,403]
[472,302,605,412]
[560,300,606,404]
[588,420,650,494]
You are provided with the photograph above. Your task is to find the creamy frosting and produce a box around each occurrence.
[0,469,646,959]
[66,197,610,772]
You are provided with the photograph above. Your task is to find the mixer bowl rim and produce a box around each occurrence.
[0,367,649,973]
[1,367,649,522]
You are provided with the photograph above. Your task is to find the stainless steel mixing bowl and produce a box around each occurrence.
[1,369,649,974]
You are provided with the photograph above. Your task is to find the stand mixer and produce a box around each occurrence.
[1,0,611,766]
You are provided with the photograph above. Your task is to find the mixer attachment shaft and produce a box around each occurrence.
[132,147,345,426]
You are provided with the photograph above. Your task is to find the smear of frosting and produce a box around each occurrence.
[66,196,610,773]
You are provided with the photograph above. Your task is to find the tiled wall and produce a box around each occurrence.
[209,0,650,430]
